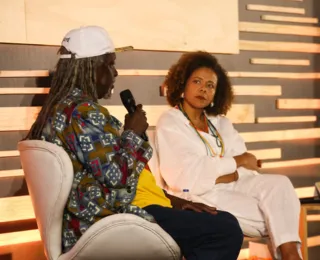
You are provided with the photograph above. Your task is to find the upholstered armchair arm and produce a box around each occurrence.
[58,213,181,260]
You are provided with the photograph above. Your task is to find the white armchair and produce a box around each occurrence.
[18,140,181,260]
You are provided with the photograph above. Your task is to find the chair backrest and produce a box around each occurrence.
[18,140,74,260]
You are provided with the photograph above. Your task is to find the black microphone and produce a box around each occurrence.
[120,89,149,141]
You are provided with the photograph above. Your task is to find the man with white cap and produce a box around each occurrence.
[26,26,243,259]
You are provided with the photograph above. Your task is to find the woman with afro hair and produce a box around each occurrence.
[155,51,301,260]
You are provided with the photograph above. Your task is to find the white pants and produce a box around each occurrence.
[198,173,301,259]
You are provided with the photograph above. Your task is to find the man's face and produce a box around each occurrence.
[95,53,118,99]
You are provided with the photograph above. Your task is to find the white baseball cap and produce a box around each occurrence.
[60,25,133,59]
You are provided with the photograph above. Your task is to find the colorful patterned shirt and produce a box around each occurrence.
[41,88,154,252]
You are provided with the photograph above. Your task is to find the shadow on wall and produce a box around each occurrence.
[31,71,54,106]
[13,73,54,197]
[314,0,320,157]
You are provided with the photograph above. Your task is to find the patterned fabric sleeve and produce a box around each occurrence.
[57,102,153,209]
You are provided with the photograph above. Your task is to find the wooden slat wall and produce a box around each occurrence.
[2,70,320,78]
[0,104,254,132]
[246,4,305,14]
[256,116,317,123]
[1,0,320,259]
[161,85,282,96]
[277,99,320,109]
[261,15,319,24]
[250,58,310,66]
[239,40,320,53]
[239,22,320,37]
[0,85,284,96]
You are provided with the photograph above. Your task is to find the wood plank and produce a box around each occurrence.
[0,196,35,223]
[0,88,49,94]
[307,215,320,221]
[0,104,254,132]
[0,69,167,78]
[160,85,282,96]
[0,169,24,178]
[263,158,320,169]
[2,69,320,79]
[261,15,318,24]
[256,116,317,123]
[249,148,281,160]
[0,70,49,78]
[241,128,320,143]
[0,229,41,247]
[2,85,282,96]
[308,235,320,247]
[299,206,308,259]
[238,249,249,260]
[302,204,320,211]
[228,71,320,79]
[5,148,279,161]
[239,22,320,37]
[0,187,312,223]
[0,147,279,179]
[246,4,305,15]
[0,150,20,158]
[233,85,281,96]
[240,40,320,53]
[250,58,310,66]
[0,147,279,161]
[296,187,316,198]
[277,99,320,109]
[118,70,168,76]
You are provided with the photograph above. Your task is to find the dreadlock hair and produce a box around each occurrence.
[25,46,105,140]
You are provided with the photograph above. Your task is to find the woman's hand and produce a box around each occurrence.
[215,171,239,184]
[165,192,218,215]
[165,192,217,215]
[234,152,260,171]
[181,202,218,215]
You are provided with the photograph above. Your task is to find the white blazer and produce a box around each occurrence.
[155,108,257,198]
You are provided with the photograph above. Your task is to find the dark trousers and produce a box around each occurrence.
[144,205,243,260]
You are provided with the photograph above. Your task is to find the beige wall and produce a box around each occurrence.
[0,0,239,53]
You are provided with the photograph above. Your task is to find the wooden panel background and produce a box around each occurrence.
[0,0,320,259]
[0,0,239,54]
[0,0,26,44]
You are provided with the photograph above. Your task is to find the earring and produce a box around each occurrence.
[181,93,185,98]
[210,102,214,107]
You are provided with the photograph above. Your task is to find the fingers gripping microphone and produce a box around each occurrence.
[120,89,149,141]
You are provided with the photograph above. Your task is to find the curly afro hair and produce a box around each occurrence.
[164,51,234,116]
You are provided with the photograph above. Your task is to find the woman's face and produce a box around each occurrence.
[183,67,217,109]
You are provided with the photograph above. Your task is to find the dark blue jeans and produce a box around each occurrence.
[144,205,243,260]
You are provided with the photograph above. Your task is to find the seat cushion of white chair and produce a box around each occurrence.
[58,213,181,260]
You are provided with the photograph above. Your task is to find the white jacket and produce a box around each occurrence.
[155,108,256,197]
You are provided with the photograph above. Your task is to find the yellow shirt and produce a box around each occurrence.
[131,168,172,209]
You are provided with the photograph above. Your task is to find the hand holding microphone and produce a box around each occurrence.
[120,89,149,141]
[124,104,149,136]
